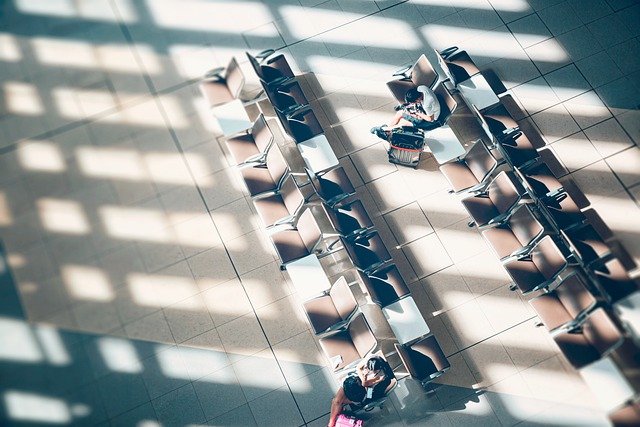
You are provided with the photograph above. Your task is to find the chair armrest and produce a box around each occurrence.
[203,66,225,80]
[256,49,275,60]
[439,46,459,60]
[392,64,413,78]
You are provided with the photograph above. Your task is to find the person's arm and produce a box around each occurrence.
[362,375,385,388]
[355,360,367,383]
[328,387,351,427]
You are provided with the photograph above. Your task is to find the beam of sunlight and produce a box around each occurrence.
[97,337,143,374]
[4,391,70,424]
[168,44,216,79]
[32,38,96,69]
[76,146,147,182]
[99,205,170,242]
[147,0,272,33]
[144,152,196,186]
[35,326,70,366]
[16,0,136,22]
[0,318,43,363]
[127,273,200,309]
[422,26,568,62]
[175,346,229,380]
[0,192,12,226]
[0,33,22,62]
[96,43,159,74]
[413,0,530,11]
[61,265,115,302]
[53,87,117,119]
[37,198,90,235]
[4,82,44,115]
[17,140,66,173]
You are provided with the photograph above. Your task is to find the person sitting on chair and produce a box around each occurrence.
[356,356,394,402]
[327,375,366,427]
[371,85,441,140]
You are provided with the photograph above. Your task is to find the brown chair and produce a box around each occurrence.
[515,149,565,200]
[386,54,439,103]
[561,209,613,267]
[610,400,640,427]
[270,208,324,269]
[252,175,304,229]
[433,83,457,127]
[322,199,373,241]
[394,335,450,384]
[435,47,480,86]
[504,235,568,294]
[200,57,245,107]
[481,204,545,261]
[553,308,624,369]
[461,171,527,229]
[240,143,289,198]
[264,80,309,117]
[281,108,324,143]
[440,139,501,194]
[475,103,519,138]
[529,273,597,333]
[246,50,294,88]
[544,180,588,231]
[357,264,409,307]
[319,313,377,372]
[225,114,274,166]
[341,231,392,275]
[499,130,539,169]
[306,166,355,208]
[302,276,358,335]
[592,258,640,303]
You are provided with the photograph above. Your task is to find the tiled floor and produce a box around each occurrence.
[0,0,638,426]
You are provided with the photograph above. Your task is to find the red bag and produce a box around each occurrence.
[336,413,363,427]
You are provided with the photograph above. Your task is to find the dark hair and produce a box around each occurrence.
[405,88,422,103]
[367,357,392,376]
[342,376,366,403]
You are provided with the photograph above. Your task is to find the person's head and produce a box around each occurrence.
[405,87,423,104]
[366,356,384,374]
[342,375,366,403]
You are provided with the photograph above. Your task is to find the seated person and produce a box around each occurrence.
[371,85,441,140]
[355,355,394,401]
[327,375,366,427]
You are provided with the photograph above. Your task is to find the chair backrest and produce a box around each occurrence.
[501,131,539,168]
[488,171,524,215]
[246,51,263,80]
[307,167,355,206]
[279,175,304,216]
[555,273,597,319]
[484,103,519,134]
[265,144,289,188]
[246,51,294,85]
[582,308,624,357]
[252,114,274,153]
[609,400,640,426]
[433,83,457,125]
[471,104,494,142]
[465,139,498,182]
[325,199,372,237]
[296,208,322,254]
[592,258,639,303]
[521,160,563,198]
[508,204,544,247]
[366,264,410,306]
[348,314,377,358]
[434,49,456,85]
[347,233,391,271]
[386,79,416,104]
[224,57,245,100]
[411,54,438,88]
[394,335,449,381]
[329,276,358,321]
[286,108,323,142]
[531,236,567,281]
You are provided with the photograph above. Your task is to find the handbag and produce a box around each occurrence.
[335,413,363,427]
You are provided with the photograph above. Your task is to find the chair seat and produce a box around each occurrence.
[553,330,601,369]
[271,229,310,264]
[501,133,538,168]
[440,162,479,192]
[319,331,361,372]
[504,259,545,293]
[462,195,499,226]
[529,294,573,332]
[482,226,522,259]
[226,134,261,164]
[303,296,341,334]
[484,103,518,134]
[253,194,290,227]
[241,166,277,196]
[200,80,234,107]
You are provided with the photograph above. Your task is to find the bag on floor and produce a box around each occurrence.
[387,126,425,168]
[336,413,363,427]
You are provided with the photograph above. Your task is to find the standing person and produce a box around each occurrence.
[371,85,441,140]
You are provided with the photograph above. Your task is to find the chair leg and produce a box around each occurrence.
[467,220,475,227]
[508,283,517,291]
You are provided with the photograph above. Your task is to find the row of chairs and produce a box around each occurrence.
[428,48,640,422]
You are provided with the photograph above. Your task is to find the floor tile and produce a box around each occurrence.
[206,403,257,427]
[437,218,489,264]
[217,313,270,362]
[97,372,151,419]
[232,349,287,402]
[508,13,552,49]
[350,143,397,183]
[152,383,206,427]
[402,233,453,279]
[440,299,495,350]
[456,251,512,296]
[538,2,584,36]
[583,118,635,158]
[421,265,475,316]
[124,310,175,345]
[606,146,640,187]
[202,277,253,327]
[418,189,470,231]
[544,64,591,101]
[531,104,581,144]
[476,284,534,334]
[575,51,624,88]
[193,365,248,421]
[383,202,433,247]
[249,385,304,427]
[141,346,191,400]
[550,131,602,172]
[164,294,215,344]
[366,171,416,213]
[587,13,634,48]
[595,76,640,115]
[272,330,325,384]
[108,402,157,427]
[511,76,561,115]
[255,295,308,345]
[186,246,238,293]
[225,229,276,276]
[563,90,612,128]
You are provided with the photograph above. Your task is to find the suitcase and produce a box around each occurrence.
[336,413,363,427]
[387,126,425,168]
